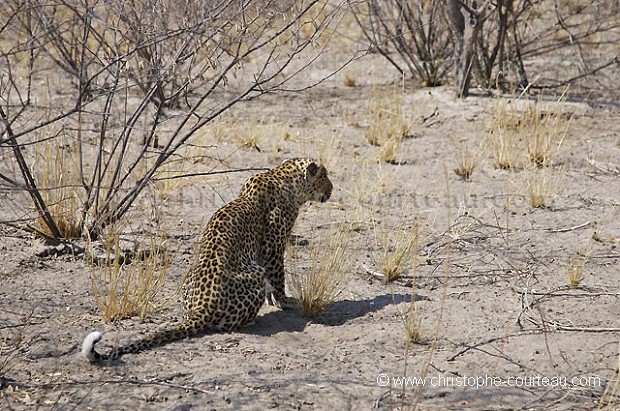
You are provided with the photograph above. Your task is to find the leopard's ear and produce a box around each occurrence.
[306,162,319,177]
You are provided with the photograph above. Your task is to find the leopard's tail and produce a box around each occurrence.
[81,319,202,363]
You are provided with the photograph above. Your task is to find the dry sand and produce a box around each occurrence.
[1,52,619,410]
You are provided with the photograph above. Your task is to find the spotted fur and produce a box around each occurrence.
[81,158,333,362]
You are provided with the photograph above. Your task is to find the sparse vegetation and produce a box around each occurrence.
[291,224,351,318]
[0,1,618,409]
[402,245,422,342]
[454,143,485,181]
[365,84,410,163]
[599,362,620,411]
[378,220,419,283]
[487,97,569,170]
[343,73,357,87]
[525,170,548,209]
[0,0,351,241]
[354,0,620,97]
[487,97,569,210]
[524,167,564,208]
[88,229,170,323]
[350,0,451,87]
[403,298,422,342]
[592,231,619,244]
[486,102,524,170]
[567,253,589,287]
[522,102,569,168]
[33,130,82,239]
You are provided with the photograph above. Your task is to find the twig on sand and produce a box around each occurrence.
[545,221,590,233]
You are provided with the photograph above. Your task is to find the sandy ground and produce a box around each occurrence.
[1,47,620,411]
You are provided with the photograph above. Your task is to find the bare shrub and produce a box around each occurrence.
[350,0,452,86]
[0,0,355,240]
[355,0,620,98]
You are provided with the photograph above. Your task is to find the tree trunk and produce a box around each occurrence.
[446,0,484,98]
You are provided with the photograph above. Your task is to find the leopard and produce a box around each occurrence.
[81,157,333,362]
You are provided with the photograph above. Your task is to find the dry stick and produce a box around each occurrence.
[545,221,590,233]
[522,290,620,298]
[552,325,620,333]
[517,286,620,333]
[530,56,619,90]
[151,167,270,182]
[512,285,620,298]
[447,331,539,362]
[362,263,385,280]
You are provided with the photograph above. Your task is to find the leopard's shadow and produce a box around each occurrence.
[245,292,429,336]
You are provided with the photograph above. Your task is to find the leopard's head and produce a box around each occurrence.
[303,160,332,203]
[280,158,332,204]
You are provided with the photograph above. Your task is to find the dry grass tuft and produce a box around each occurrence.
[33,130,82,238]
[89,229,170,323]
[567,253,589,287]
[403,291,422,343]
[343,73,357,87]
[522,102,569,167]
[292,224,351,318]
[454,142,485,181]
[524,167,564,208]
[525,170,547,208]
[401,247,422,343]
[599,349,620,410]
[365,84,410,163]
[487,97,569,169]
[235,123,263,152]
[198,115,291,154]
[592,231,619,244]
[486,102,523,170]
[380,221,419,283]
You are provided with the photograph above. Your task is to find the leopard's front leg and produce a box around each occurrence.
[261,208,298,309]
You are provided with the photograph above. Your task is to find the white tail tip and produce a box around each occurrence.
[81,331,103,362]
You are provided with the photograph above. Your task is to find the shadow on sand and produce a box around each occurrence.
[247,292,429,336]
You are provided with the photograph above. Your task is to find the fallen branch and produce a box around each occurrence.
[553,325,620,333]
[151,167,270,182]
[545,221,590,233]
[447,331,540,362]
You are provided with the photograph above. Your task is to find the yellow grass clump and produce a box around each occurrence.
[487,96,569,170]
[454,142,485,181]
[33,130,82,239]
[380,221,419,283]
[291,224,351,318]
[567,253,589,288]
[523,166,564,208]
[486,102,523,170]
[89,229,170,323]
[365,84,410,164]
